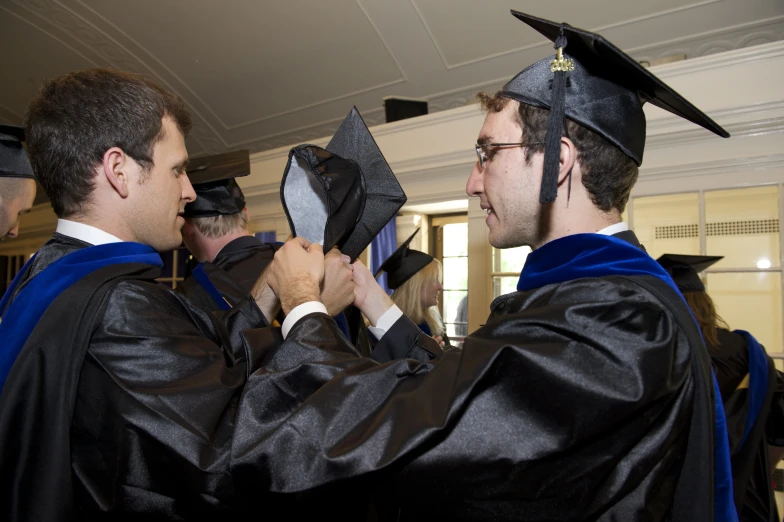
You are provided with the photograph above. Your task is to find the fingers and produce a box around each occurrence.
[292,236,311,248]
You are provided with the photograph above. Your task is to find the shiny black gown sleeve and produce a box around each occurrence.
[371,313,443,362]
[231,276,698,520]
[70,279,269,516]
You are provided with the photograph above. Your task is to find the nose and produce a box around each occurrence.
[466,163,483,198]
[181,175,197,203]
[7,221,19,238]
[435,281,443,291]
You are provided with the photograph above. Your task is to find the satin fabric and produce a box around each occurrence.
[177,235,360,351]
[519,232,736,522]
[176,235,276,312]
[710,328,782,522]
[0,242,162,391]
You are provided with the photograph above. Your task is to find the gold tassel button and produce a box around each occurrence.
[550,48,575,72]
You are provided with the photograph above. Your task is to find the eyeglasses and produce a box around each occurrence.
[474,142,543,169]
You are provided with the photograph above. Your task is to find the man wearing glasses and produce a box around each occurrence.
[201,12,737,522]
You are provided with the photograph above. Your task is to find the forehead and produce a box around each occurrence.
[478,102,521,141]
[155,117,187,155]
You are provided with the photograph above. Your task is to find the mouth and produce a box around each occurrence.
[481,204,495,218]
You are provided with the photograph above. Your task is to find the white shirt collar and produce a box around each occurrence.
[596,222,628,236]
[55,219,124,246]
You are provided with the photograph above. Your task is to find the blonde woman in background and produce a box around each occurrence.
[374,228,451,346]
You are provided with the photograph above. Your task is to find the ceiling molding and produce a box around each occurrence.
[3,0,782,157]
[10,0,227,155]
[0,104,23,126]
[411,0,724,70]
[633,14,784,62]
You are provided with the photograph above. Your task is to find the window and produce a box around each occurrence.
[157,247,191,289]
[630,185,783,360]
[433,215,468,343]
[491,246,530,299]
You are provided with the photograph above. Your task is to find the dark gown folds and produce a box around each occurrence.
[710,328,784,522]
[176,235,276,311]
[0,231,714,521]
[231,236,716,521]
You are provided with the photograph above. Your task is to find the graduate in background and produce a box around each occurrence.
[0,125,36,240]
[177,149,279,312]
[373,227,450,346]
[659,253,784,522]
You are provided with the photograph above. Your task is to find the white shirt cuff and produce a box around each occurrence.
[281,301,328,339]
[367,304,403,340]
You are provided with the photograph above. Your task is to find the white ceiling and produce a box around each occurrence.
[1,0,783,159]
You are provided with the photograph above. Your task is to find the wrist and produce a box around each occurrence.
[282,283,321,315]
[360,287,394,326]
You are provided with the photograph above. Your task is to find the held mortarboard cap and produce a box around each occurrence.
[0,125,35,180]
[374,227,434,290]
[657,253,723,293]
[280,106,407,261]
[182,149,250,218]
[502,11,730,204]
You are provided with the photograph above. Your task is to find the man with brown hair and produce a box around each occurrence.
[234,11,738,521]
[0,68,356,521]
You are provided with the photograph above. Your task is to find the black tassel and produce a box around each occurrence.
[540,30,571,204]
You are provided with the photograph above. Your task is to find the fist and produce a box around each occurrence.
[321,248,355,316]
[267,237,326,314]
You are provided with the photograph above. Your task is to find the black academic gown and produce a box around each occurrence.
[0,234,440,521]
[176,235,378,357]
[0,231,713,521]
[176,235,276,311]
[709,328,783,522]
[229,231,717,521]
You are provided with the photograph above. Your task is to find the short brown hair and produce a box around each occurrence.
[190,211,249,239]
[25,68,192,217]
[477,91,638,213]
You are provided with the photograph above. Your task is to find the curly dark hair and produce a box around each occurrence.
[25,68,192,218]
[477,90,638,213]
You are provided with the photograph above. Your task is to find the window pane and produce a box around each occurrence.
[633,192,699,259]
[705,186,780,269]
[176,248,190,278]
[493,275,519,298]
[706,271,782,354]
[443,290,468,336]
[442,223,468,257]
[443,257,467,290]
[493,246,531,273]
[160,251,174,278]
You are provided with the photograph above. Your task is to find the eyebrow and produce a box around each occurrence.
[476,135,493,146]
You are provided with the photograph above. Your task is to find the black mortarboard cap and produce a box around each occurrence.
[280,107,407,261]
[502,11,730,204]
[657,253,723,293]
[0,125,35,179]
[374,228,434,290]
[182,149,250,218]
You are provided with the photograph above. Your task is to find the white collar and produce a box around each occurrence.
[596,222,628,236]
[55,219,124,246]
